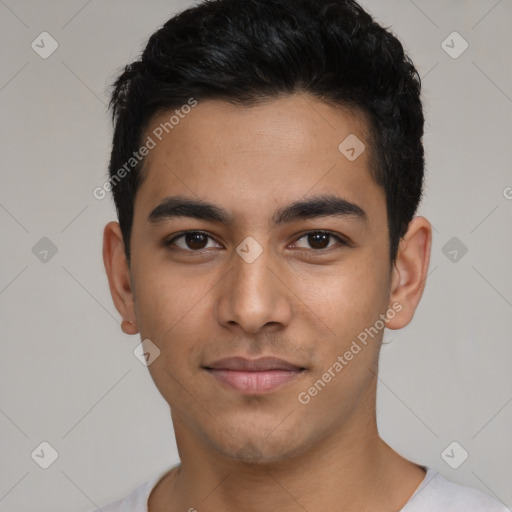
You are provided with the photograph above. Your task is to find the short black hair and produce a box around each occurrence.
[107,0,425,266]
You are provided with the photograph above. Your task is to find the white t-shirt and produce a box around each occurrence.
[93,466,510,512]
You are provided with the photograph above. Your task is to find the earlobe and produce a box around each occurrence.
[102,221,138,334]
[386,216,432,330]
[121,319,138,335]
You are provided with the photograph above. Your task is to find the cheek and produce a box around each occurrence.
[133,267,211,399]
[131,253,210,344]
[293,256,389,344]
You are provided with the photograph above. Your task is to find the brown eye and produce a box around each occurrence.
[294,231,346,250]
[307,232,330,249]
[166,231,219,251]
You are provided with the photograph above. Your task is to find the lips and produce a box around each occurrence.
[204,357,305,394]
[206,356,303,372]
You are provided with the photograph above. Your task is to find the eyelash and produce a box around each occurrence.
[164,230,349,253]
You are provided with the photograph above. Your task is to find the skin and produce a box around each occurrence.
[103,93,432,512]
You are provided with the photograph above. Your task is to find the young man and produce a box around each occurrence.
[99,0,509,510]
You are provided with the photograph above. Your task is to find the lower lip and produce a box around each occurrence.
[206,369,303,394]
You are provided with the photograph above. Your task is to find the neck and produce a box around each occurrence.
[150,384,426,512]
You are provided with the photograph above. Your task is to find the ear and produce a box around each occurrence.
[386,216,432,330]
[102,221,138,335]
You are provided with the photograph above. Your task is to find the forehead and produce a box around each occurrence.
[134,94,385,228]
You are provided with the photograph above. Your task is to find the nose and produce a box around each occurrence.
[215,242,292,335]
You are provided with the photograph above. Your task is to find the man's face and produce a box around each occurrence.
[128,94,393,463]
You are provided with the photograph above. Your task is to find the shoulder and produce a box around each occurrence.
[402,468,510,512]
[86,472,166,512]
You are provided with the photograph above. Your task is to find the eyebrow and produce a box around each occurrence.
[147,194,367,226]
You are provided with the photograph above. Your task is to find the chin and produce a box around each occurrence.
[208,424,312,466]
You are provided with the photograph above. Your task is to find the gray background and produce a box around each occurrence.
[0,0,511,510]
